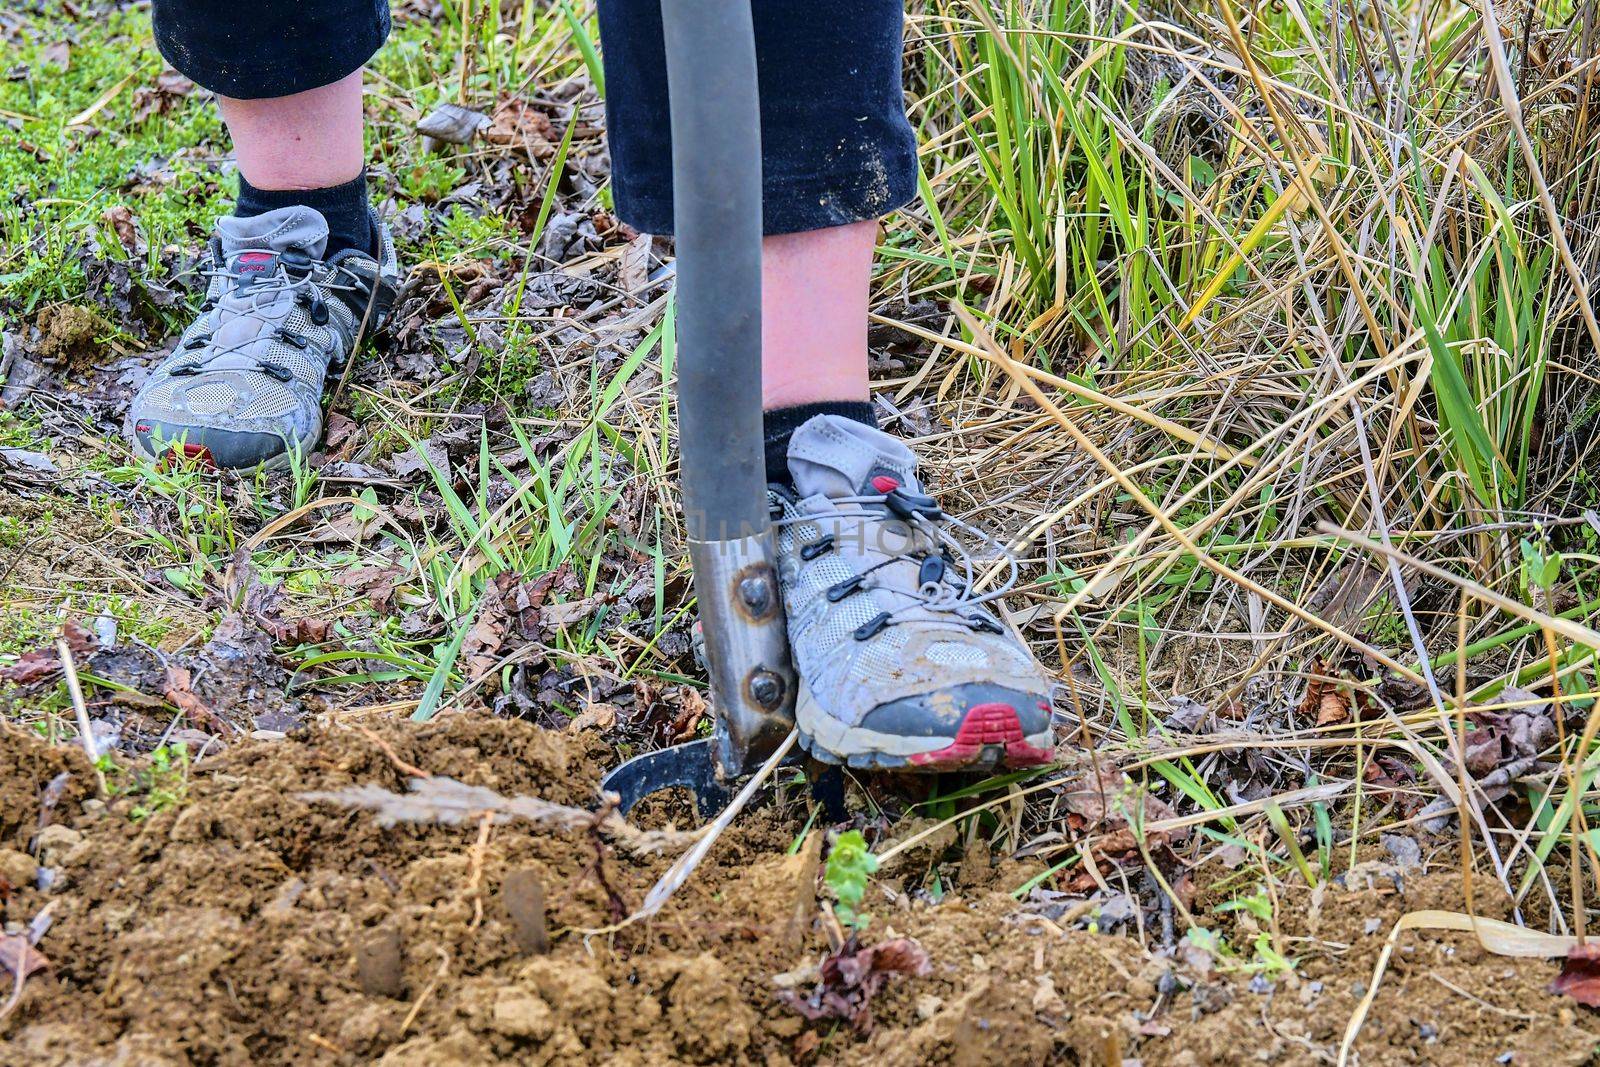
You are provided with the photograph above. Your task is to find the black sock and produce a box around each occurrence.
[763,400,877,486]
[235,171,376,259]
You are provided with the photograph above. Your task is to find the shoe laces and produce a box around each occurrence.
[174,253,362,379]
[773,487,1021,637]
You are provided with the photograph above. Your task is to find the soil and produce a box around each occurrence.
[31,305,109,369]
[1,717,1596,1065]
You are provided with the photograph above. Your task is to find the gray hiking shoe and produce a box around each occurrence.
[127,205,398,470]
[772,414,1056,771]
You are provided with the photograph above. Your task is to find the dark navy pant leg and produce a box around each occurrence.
[598,0,919,235]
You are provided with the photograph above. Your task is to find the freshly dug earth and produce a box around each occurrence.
[1,718,1595,1065]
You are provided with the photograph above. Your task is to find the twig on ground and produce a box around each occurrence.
[399,947,451,1035]
[300,775,705,857]
[352,724,433,780]
[465,810,494,929]
[53,606,106,796]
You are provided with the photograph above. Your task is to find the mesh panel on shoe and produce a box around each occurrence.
[164,345,205,373]
[848,624,913,679]
[924,640,991,668]
[801,594,882,666]
[185,382,239,415]
[140,380,180,407]
[778,512,892,689]
[236,383,301,420]
[282,307,316,338]
[281,306,349,358]
[787,553,880,648]
[788,552,850,603]
[326,296,357,338]
[259,331,325,380]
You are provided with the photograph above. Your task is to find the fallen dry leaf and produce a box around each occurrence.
[1317,686,1350,727]
[1297,657,1350,726]
[463,594,509,682]
[42,40,70,71]
[417,102,488,145]
[1461,687,1557,778]
[0,620,97,686]
[778,936,932,1034]
[129,69,195,124]
[323,410,357,453]
[1052,762,1189,894]
[668,686,708,742]
[332,565,404,613]
[0,646,71,687]
[307,506,380,545]
[1552,941,1600,1006]
[484,97,556,155]
[0,934,48,981]
[493,568,560,641]
[540,595,611,629]
[569,702,618,732]
[264,615,333,646]
[1295,656,1378,726]
[618,232,653,295]
[163,663,224,732]
[1,446,58,478]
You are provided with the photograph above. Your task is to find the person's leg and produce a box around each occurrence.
[597,0,918,479]
[152,0,389,258]
[760,221,876,409]
[595,1,1056,772]
[218,71,365,192]
[128,0,398,469]
[755,220,880,477]
[218,72,377,259]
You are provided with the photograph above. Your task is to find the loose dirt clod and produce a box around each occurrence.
[356,925,407,999]
[501,868,549,955]
[31,304,107,366]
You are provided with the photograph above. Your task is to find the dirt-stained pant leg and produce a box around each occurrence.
[151,0,390,99]
[596,0,919,236]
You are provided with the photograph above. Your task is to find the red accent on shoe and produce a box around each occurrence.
[134,422,152,434]
[159,442,217,472]
[871,475,901,493]
[908,702,1054,771]
[235,251,275,274]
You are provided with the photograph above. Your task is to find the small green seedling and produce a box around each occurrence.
[1520,537,1562,598]
[96,741,191,821]
[1183,925,1298,979]
[1215,883,1274,921]
[1250,931,1297,978]
[824,829,878,931]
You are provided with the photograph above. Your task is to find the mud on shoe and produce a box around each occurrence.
[772,414,1057,771]
[126,205,399,471]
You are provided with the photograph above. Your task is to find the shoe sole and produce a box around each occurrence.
[129,433,298,475]
[795,678,1055,772]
